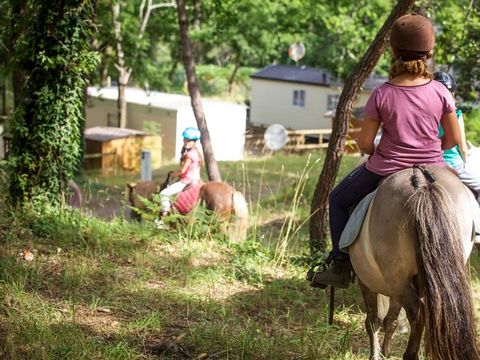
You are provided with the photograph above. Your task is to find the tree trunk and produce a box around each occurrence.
[112,1,171,128]
[168,60,178,81]
[112,2,129,128]
[8,0,95,207]
[100,60,110,87]
[309,0,415,254]
[176,0,221,182]
[2,66,7,115]
[11,0,26,109]
[228,57,240,95]
[97,43,112,87]
[117,69,130,128]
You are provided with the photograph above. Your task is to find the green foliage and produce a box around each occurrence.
[7,1,99,207]
[463,108,480,145]
[88,0,480,105]
[229,239,269,285]
[429,0,480,102]
[302,0,392,79]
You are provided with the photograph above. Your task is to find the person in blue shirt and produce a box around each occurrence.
[434,71,480,203]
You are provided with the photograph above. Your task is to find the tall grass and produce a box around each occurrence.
[1,152,472,359]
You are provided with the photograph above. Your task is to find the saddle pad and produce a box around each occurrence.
[338,184,480,251]
[339,190,377,253]
[174,184,202,215]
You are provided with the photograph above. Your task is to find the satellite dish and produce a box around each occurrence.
[264,124,288,151]
[288,42,306,62]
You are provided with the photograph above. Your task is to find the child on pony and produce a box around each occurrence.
[434,71,480,203]
[311,14,461,289]
[158,127,203,220]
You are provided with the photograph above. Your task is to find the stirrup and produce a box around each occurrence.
[306,253,334,289]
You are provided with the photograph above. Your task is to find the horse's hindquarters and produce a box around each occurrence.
[201,182,249,241]
[350,194,417,297]
[350,166,475,297]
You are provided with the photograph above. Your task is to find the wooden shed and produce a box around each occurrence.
[84,127,161,175]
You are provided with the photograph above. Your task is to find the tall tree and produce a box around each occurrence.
[111,0,175,128]
[309,0,415,253]
[6,0,28,109]
[7,0,98,206]
[176,0,221,182]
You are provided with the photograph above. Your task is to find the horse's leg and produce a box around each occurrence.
[400,290,424,360]
[382,298,402,358]
[358,281,381,360]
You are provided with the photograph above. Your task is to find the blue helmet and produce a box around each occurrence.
[182,127,201,141]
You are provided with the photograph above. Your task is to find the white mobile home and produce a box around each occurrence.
[250,64,381,130]
[86,87,246,164]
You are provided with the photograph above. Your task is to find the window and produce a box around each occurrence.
[327,94,340,111]
[293,90,306,107]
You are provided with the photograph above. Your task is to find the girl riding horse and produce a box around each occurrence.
[434,71,480,203]
[312,14,462,288]
[157,127,203,226]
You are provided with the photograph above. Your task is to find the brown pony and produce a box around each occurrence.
[127,177,248,241]
[349,165,479,360]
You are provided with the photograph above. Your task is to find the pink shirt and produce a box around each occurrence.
[365,80,455,176]
[180,148,202,184]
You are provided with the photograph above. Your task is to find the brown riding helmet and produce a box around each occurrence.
[390,14,435,61]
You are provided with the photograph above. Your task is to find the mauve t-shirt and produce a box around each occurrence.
[365,80,456,176]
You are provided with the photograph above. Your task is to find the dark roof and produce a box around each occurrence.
[362,75,388,90]
[251,64,333,86]
[85,126,147,142]
[251,64,388,90]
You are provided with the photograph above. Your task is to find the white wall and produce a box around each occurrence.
[176,101,246,161]
[250,79,336,129]
[250,79,371,130]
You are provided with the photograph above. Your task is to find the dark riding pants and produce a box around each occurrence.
[329,163,384,257]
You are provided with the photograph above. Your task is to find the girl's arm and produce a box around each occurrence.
[357,117,381,155]
[440,111,461,151]
[457,113,469,162]
[172,158,192,177]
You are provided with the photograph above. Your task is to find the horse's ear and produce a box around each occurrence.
[127,182,137,190]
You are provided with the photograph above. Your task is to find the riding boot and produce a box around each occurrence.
[311,254,353,289]
[155,211,169,229]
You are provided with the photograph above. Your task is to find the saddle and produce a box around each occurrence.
[339,166,480,252]
[173,182,204,215]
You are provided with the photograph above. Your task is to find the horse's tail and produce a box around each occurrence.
[407,170,479,360]
[229,190,248,241]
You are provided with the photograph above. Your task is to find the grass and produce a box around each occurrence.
[0,151,479,359]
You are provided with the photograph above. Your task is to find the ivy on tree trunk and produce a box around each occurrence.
[309,0,415,254]
[7,0,98,207]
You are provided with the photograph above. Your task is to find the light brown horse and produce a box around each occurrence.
[349,165,479,360]
[127,179,248,241]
